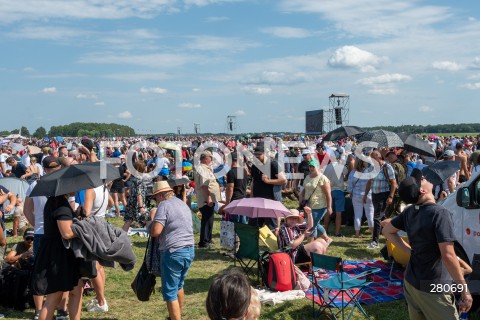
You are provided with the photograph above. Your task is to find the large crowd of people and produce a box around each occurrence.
[0,131,479,319]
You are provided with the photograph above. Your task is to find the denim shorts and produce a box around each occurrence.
[160,246,195,302]
[331,190,346,212]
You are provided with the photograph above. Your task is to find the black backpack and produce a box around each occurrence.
[0,266,34,310]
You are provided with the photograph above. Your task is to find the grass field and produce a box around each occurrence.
[0,201,412,319]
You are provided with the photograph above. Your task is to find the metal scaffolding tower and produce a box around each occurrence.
[324,93,350,132]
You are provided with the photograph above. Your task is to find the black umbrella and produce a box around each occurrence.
[30,162,120,197]
[167,177,190,187]
[396,132,410,142]
[402,134,436,157]
[421,160,460,185]
[323,126,365,141]
[358,130,404,149]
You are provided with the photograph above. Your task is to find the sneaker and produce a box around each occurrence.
[334,233,345,237]
[33,311,40,320]
[88,300,109,313]
[85,298,98,309]
[367,241,379,249]
[55,310,69,320]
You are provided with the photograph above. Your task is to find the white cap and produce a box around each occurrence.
[302,149,311,155]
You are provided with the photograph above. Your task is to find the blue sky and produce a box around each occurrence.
[1,0,480,134]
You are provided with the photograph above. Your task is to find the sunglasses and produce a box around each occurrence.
[25,237,34,241]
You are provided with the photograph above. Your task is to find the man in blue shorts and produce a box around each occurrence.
[150,181,195,320]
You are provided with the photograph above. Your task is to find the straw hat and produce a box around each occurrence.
[151,181,173,196]
[285,209,304,223]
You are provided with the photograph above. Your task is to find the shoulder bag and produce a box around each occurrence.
[131,236,156,301]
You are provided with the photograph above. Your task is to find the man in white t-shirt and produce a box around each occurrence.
[323,152,348,237]
[0,146,12,175]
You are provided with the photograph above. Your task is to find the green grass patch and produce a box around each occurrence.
[1,208,410,320]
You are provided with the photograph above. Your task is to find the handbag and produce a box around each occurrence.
[220,215,235,249]
[131,236,156,301]
[146,237,162,276]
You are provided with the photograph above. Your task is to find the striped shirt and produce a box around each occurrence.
[278,222,306,261]
[371,163,395,194]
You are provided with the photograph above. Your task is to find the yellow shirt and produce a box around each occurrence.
[194,163,221,208]
[303,174,329,209]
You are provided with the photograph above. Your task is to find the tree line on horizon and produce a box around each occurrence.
[0,123,135,138]
[1,122,479,138]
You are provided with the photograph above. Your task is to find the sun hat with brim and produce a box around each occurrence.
[151,181,173,196]
[285,209,304,223]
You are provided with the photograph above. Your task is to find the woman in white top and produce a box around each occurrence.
[347,158,374,238]
[83,184,113,313]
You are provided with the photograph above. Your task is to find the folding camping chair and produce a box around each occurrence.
[234,223,263,284]
[311,253,380,320]
[259,225,279,251]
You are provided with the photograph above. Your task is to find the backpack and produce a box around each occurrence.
[0,266,34,311]
[267,252,296,292]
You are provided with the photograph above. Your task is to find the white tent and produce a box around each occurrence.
[5,134,26,139]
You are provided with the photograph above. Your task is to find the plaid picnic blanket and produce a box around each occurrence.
[305,260,405,306]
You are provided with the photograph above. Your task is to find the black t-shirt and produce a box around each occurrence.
[250,159,281,200]
[111,165,126,189]
[391,202,456,292]
[226,166,248,201]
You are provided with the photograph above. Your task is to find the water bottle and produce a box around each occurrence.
[99,146,105,160]
[460,312,468,319]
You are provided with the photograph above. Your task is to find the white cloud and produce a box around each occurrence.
[95,101,105,106]
[356,73,412,85]
[419,105,434,112]
[42,87,56,93]
[243,86,272,95]
[432,61,464,71]
[76,93,98,99]
[23,67,34,72]
[469,57,480,69]
[79,53,197,68]
[140,87,168,94]
[103,72,171,82]
[8,26,84,40]
[118,111,132,119]
[463,83,480,90]
[367,87,397,95]
[243,71,309,85]
[278,0,452,38]
[468,74,480,80]
[186,36,260,52]
[192,88,201,92]
[235,110,246,116]
[328,46,386,72]
[206,16,229,22]
[260,27,313,38]
[178,103,201,108]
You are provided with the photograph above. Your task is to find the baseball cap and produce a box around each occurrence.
[301,149,311,155]
[24,228,34,239]
[254,145,265,155]
[308,159,319,167]
[443,149,455,158]
[398,171,422,204]
[119,154,126,159]
[316,143,324,150]
[200,150,213,158]
[42,156,60,168]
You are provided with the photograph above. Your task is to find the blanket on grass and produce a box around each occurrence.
[305,260,405,306]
